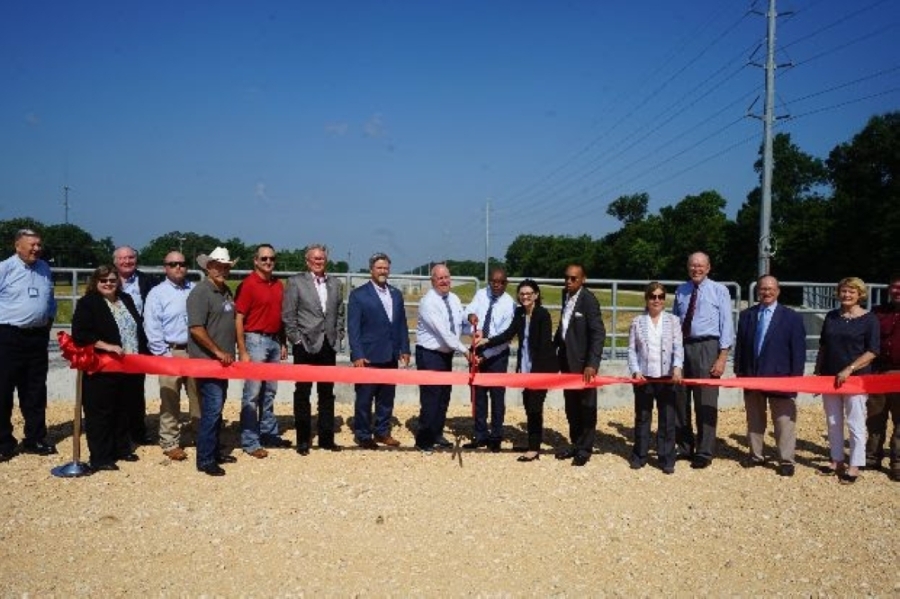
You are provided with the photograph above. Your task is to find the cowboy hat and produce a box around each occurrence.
[196,247,238,270]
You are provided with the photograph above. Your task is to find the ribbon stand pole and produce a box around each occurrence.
[51,370,92,478]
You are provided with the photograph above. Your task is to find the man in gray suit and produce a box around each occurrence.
[282,244,345,455]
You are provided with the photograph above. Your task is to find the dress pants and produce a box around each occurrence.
[558,349,597,459]
[866,380,900,473]
[472,350,509,443]
[293,343,337,447]
[125,373,148,444]
[743,390,796,464]
[82,372,134,467]
[414,346,453,448]
[522,388,547,452]
[0,325,50,453]
[676,338,720,460]
[157,348,200,450]
[353,362,398,441]
[631,380,677,469]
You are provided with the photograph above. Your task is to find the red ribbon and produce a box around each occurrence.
[58,332,900,395]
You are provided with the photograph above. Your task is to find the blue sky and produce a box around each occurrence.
[2,0,897,272]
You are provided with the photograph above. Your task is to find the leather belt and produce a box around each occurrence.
[685,335,719,345]
[167,343,188,350]
[247,331,279,338]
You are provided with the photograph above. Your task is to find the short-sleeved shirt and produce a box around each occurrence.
[234,272,283,334]
[187,279,236,360]
[818,309,880,375]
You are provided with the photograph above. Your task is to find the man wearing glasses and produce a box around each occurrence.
[0,228,58,461]
[554,264,606,466]
[282,244,345,455]
[235,244,290,458]
[464,267,515,452]
[143,251,199,461]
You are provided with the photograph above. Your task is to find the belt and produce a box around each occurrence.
[247,331,279,338]
[416,345,454,356]
[0,323,48,332]
[685,335,719,345]
[167,343,188,350]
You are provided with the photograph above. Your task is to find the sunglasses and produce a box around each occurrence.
[165,261,187,268]
[98,278,118,284]
[258,256,276,263]
[565,275,580,282]
[648,293,665,300]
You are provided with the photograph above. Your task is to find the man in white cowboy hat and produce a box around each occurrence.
[187,247,238,476]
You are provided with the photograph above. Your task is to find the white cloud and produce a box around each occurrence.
[324,122,349,136]
[363,113,386,138]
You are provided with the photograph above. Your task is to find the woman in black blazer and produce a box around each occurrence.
[479,279,556,462]
[72,264,148,471]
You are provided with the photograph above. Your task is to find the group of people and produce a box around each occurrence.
[0,229,897,482]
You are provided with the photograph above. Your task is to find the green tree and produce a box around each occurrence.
[827,111,900,281]
[658,190,730,279]
[0,217,45,256]
[606,192,649,226]
[42,223,109,267]
[139,231,226,267]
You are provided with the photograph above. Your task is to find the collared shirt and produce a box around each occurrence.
[672,277,734,349]
[874,302,900,371]
[560,288,582,338]
[466,287,515,359]
[187,279,236,360]
[313,273,328,314]
[121,272,144,315]
[416,288,470,354]
[755,301,777,355]
[235,271,284,334]
[0,254,57,328]
[371,281,394,322]
[143,278,194,356]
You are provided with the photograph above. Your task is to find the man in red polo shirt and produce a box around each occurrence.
[235,244,290,457]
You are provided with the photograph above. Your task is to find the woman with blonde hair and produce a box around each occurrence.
[814,277,879,484]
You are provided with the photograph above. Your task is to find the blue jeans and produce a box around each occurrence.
[197,378,228,469]
[473,350,509,442]
[240,333,281,452]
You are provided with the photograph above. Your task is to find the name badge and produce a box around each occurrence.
[28,287,39,298]
[223,301,233,313]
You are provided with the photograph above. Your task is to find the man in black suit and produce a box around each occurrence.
[554,264,606,466]
[733,275,806,477]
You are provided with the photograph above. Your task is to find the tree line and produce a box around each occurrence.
[3,112,896,285]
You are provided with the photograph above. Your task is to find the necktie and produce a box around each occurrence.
[442,295,455,333]
[682,283,699,337]
[483,295,497,337]
[755,307,769,357]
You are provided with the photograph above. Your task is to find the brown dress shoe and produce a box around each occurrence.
[247,448,269,459]
[374,434,400,447]
[163,447,188,461]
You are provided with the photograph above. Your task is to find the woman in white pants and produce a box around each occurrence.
[814,277,879,484]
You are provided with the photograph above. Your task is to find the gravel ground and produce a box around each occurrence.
[0,400,898,597]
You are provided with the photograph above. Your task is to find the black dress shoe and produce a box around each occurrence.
[216,454,238,464]
[462,440,488,450]
[90,463,120,471]
[555,447,576,460]
[741,457,766,468]
[675,450,694,461]
[356,438,379,450]
[517,453,540,462]
[132,435,154,447]
[296,443,310,456]
[261,436,292,448]
[777,463,795,477]
[434,436,453,448]
[488,440,502,453]
[690,457,712,469]
[629,458,646,470]
[21,441,58,456]
[0,450,13,462]
[198,463,226,476]
[118,453,140,462]
[319,443,342,452]
[572,454,590,467]
[838,473,859,485]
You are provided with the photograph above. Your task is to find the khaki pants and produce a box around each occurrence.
[158,348,200,450]
[744,390,796,464]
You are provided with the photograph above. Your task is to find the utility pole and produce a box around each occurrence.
[484,198,490,283]
[63,185,71,224]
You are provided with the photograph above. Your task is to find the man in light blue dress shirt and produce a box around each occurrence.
[464,267,515,452]
[671,252,734,469]
[0,228,58,460]
[143,251,199,461]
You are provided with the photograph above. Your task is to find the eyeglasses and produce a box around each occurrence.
[648,293,665,300]
[257,256,276,263]
[518,291,534,297]
[165,261,187,268]
[98,278,118,284]
[565,275,580,282]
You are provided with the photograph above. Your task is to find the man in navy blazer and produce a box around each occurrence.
[733,275,806,477]
[347,253,410,449]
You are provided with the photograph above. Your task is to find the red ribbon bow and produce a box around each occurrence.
[57,331,103,374]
